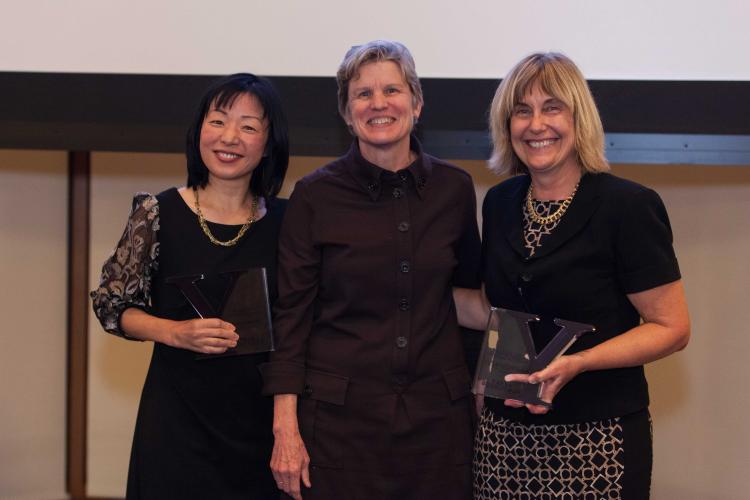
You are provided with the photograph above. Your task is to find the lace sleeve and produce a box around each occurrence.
[90,193,160,337]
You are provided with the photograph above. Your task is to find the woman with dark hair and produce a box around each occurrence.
[454,52,690,499]
[262,40,480,500]
[91,73,289,499]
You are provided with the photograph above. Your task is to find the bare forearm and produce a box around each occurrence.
[576,320,689,374]
[517,318,689,415]
[577,280,690,373]
[515,281,689,415]
[273,394,300,435]
[453,286,491,330]
[120,307,176,345]
[120,308,239,354]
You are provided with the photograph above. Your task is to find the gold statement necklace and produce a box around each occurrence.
[525,180,580,226]
[193,187,258,247]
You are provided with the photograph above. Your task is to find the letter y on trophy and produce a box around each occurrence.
[472,308,595,408]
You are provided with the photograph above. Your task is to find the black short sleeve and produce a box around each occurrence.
[616,187,681,294]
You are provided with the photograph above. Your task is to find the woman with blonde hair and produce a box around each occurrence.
[455,52,690,499]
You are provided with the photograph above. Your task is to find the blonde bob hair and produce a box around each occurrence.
[488,52,609,176]
[336,40,424,121]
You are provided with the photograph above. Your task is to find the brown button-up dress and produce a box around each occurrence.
[262,139,480,499]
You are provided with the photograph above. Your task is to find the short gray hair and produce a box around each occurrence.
[336,40,424,120]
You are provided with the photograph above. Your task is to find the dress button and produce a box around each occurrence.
[303,384,313,397]
[368,181,378,191]
[400,260,410,273]
[397,221,410,232]
[417,177,426,188]
[399,299,410,311]
[396,336,408,348]
[392,187,403,199]
[398,171,408,183]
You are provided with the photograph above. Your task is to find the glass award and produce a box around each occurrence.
[472,307,595,407]
[166,268,274,359]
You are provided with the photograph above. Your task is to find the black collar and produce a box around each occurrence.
[347,135,432,201]
[503,173,603,260]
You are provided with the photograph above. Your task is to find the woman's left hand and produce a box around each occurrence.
[504,353,587,414]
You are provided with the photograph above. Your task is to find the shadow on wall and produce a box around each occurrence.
[645,355,690,419]
[93,331,152,397]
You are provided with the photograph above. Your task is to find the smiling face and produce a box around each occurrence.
[345,60,422,161]
[510,83,579,179]
[199,92,268,184]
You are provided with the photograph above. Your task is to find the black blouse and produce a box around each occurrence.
[262,138,481,395]
[481,172,681,424]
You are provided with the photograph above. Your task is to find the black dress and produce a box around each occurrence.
[92,188,285,500]
[261,139,481,500]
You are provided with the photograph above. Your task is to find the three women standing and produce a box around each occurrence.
[92,48,689,500]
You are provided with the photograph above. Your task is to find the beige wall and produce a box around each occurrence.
[87,152,185,497]
[0,150,68,500]
[4,148,747,499]
[615,164,750,500]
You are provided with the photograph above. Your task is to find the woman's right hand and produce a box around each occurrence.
[271,395,311,499]
[119,308,237,353]
[168,318,238,354]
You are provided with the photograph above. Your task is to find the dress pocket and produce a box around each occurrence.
[442,365,474,465]
[303,369,349,405]
[442,365,471,401]
[299,369,350,468]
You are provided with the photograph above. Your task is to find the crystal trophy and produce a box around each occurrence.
[472,307,595,407]
[166,268,274,359]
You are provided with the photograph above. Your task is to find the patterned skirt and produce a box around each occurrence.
[473,408,652,500]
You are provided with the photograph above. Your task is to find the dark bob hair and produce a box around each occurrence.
[186,73,289,199]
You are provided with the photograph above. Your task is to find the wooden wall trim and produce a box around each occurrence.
[66,151,91,499]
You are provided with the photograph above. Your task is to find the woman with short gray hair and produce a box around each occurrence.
[262,40,480,500]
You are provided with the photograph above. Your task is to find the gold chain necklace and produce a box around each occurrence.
[525,180,580,226]
[193,188,258,247]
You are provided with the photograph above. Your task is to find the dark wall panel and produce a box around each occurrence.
[1,72,748,159]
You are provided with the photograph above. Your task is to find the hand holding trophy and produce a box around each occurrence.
[472,308,595,409]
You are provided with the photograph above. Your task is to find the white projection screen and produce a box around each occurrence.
[2,0,748,80]
[1,1,749,499]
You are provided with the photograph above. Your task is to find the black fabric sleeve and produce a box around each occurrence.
[616,187,681,294]
[260,181,317,395]
[452,174,482,288]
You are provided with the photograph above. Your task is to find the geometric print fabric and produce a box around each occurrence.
[473,409,625,499]
[523,198,565,258]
